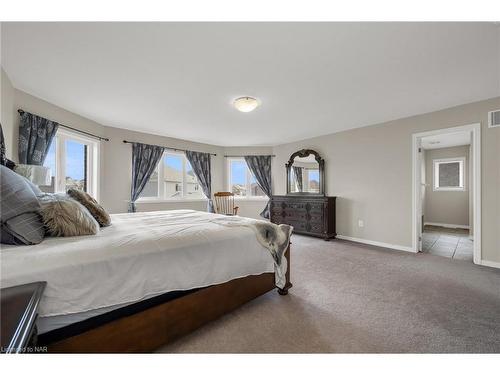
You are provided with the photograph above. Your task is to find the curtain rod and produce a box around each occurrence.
[122,140,217,156]
[18,109,110,142]
[224,155,276,158]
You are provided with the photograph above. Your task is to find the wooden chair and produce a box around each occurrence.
[213,192,239,216]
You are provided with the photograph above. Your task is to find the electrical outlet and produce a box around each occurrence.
[358,220,364,228]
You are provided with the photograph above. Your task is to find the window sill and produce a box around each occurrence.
[135,198,208,204]
[233,197,269,202]
[433,188,466,192]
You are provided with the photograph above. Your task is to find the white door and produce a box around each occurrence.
[416,138,424,252]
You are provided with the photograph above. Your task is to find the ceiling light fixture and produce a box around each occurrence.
[233,97,259,112]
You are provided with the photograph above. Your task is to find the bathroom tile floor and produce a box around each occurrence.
[422,225,473,261]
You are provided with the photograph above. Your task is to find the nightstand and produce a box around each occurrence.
[1,282,46,354]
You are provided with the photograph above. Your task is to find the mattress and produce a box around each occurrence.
[0,210,275,333]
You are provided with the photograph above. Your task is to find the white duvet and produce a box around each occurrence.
[0,210,274,317]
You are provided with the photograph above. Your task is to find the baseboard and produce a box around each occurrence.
[424,222,470,229]
[478,259,500,269]
[336,235,415,253]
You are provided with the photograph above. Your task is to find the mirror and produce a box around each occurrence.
[286,149,325,195]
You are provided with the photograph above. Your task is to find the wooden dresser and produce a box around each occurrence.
[270,195,336,240]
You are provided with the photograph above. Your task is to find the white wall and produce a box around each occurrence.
[424,145,469,227]
[272,96,500,263]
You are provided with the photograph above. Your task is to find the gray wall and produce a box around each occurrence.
[272,96,500,262]
[424,145,469,227]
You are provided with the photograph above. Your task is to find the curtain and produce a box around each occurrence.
[0,123,15,169]
[0,123,6,166]
[244,155,272,219]
[18,111,59,165]
[185,150,214,212]
[293,166,303,191]
[129,142,165,212]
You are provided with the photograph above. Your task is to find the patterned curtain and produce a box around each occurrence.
[129,142,165,212]
[244,155,272,219]
[293,166,303,191]
[18,111,59,165]
[185,150,214,212]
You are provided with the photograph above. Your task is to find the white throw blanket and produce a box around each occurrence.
[210,216,293,288]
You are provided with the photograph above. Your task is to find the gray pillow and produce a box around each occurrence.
[0,165,45,245]
[39,194,100,237]
[25,178,43,196]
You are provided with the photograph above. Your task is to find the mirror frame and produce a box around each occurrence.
[285,149,325,196]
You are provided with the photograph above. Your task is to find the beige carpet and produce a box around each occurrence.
[156,234,500,353]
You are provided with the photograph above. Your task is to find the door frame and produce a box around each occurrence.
[411,123,481,263]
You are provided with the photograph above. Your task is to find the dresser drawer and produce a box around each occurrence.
[285,220,324,234]
[282,210,323,223]
[307,212,324,223]
[271,213,284,224]
[282,202,308,211]
[304,202,324,213]
[279,201,324,213]
[271,206,284,215]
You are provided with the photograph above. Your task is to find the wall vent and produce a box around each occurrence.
[488,109,500,128]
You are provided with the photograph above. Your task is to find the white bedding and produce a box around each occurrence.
[0,210,274,323]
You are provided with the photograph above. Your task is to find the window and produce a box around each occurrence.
[227,158,265,198]
[290,166,319,193]
[42,128,99,197]
[139,151,205,200]
[433,157,465,191]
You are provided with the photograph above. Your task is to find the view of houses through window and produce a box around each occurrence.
[42,129,97,196]
[140,152,204,200]
[291,167,320,193]
[227,158,265,197]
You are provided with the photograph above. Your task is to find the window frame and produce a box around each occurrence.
[433,157,466,192]
[45,128,100,199]
[137,150,207,202]
[226,157,267,200]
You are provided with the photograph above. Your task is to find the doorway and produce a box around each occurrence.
[412,124,481,264]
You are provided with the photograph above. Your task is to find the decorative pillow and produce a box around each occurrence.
[39,194,100,237]
[67,188,111,227]
[0,165,45,245]
[24,177,44,196]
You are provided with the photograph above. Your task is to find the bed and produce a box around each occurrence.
[0,209,292,353]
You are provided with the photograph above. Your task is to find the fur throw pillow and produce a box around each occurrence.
[67,188,111,227]
[39,194,100,237]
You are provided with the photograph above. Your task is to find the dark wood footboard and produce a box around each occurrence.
[45,244,291,353]
[278,242,293,295]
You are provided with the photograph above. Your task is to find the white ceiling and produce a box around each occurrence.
[421,131,471,150]
[2,23,499,146]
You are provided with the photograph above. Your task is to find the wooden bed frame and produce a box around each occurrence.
[41,245,292,353]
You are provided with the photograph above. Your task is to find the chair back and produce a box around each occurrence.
[213,192,238,215]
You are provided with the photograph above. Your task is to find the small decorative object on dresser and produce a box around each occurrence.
[270,149,336,240]
[1,282,46,353]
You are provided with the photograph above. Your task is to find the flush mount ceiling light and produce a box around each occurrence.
[233,97,259,112]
